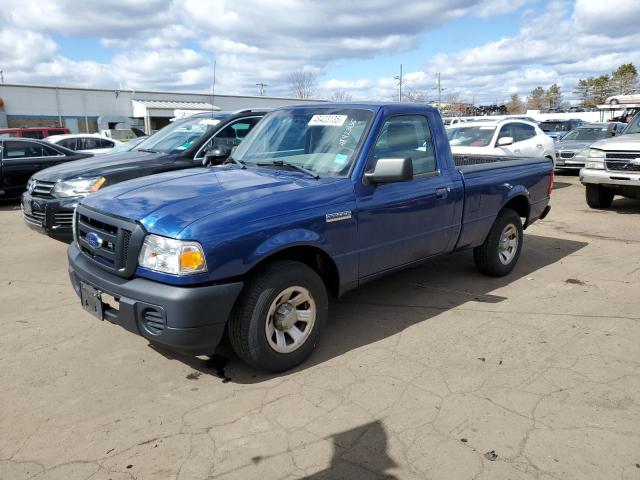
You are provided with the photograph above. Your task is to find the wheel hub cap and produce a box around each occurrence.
[274,303,297,330]
[498,223,518,265]
[265,286,317,354]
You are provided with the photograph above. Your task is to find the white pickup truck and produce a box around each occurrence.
[580,114,640,208]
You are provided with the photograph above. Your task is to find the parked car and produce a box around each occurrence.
[46,134,123,155]
[22,110,266,241]
[555,122,627,170]
[447,119,555,160]
[605,93,640,105]
[109,136,148,153]
[538,119,585,141]
[580,112,640,208]
[67,103,553,372]
[443,117,466,127]
[0,138,91,199]
[0,127,70,139]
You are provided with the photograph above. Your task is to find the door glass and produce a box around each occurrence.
[100,139,115,148]
[42,144,63,157]
[58,138,77,150]
[512,124,536,142]
[372,115,436,175]
[22,131,43,139]
[4,141,46,158]
[78,137,102,150]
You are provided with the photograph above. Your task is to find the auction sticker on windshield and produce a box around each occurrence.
[308,115,347,127]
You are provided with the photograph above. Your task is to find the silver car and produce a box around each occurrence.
[555,122,627,170]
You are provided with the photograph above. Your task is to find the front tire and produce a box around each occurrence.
[474,209,524,277]
[228,260,328,372]
[585,185,614,209]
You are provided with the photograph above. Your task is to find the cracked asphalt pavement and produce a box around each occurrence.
[1,173,640,479]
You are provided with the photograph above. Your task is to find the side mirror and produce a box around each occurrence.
[364,158,413,185]
[202,144,231,166]
[497,136,514,147]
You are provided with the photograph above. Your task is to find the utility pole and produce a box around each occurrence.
[256,82,268,96]
[437,72,442,107]
[0,70,4,84]
[210,60,216,115]
[394,64,403,102]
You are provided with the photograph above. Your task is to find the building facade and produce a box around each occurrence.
[0,83,322,134]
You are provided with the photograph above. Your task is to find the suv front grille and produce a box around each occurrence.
[31,180,56,197]
[559,151,575,159]
[605,151,640,172]
[75,206,146,278]
[22,209,45,227]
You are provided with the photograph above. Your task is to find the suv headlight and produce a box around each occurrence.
[53,177,106,197]
[585,149,605,169]
[138,234,207,275]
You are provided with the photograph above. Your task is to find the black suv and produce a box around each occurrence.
[22,110,266,241]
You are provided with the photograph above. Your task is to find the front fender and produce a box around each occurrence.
[249,228,326,266]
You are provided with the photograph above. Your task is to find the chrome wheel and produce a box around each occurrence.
[265,286,316,354]
[498,224,518,265]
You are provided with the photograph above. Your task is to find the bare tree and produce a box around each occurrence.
[506,93,526,114]
[288,70,318,99]
[329,89,353,102]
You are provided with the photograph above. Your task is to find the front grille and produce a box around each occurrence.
[31,180,56,197]
[54,212,74,227]
[22,209,45,227]
[559,151,575,159]
[142,308,165,335]
[605,151,640,172]
[75,205,146,278]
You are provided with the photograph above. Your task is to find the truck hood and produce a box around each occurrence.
[590,133,640,151]
[81,166,350,238]
[555,140,592,151]
[32,150,172,182]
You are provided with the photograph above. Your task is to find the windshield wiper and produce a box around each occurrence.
[223,156,246,169]
[256,160,319,179]
[138,148,159,153]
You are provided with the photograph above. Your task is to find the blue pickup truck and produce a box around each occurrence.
[68,103,553,372]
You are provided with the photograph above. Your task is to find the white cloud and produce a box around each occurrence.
[1,0,639,103]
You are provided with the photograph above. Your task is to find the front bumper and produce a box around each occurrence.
[580,169,640,187]
[555,156,586,170]
[21,192,78,241]
[68,242,244,356]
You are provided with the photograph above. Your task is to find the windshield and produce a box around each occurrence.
[136,114,229,154]
[233,108,374,176]
[562,127,608,141]
[447,126,496,147]
[624,113,640,134]
[540,121,571,132]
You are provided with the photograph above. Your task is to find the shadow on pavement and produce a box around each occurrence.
[164,233,588,384]
[612,197,640,214]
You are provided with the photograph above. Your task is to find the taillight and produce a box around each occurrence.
[548,169,555,195]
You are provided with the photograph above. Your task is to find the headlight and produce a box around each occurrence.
[585,148,605,169]
[576,148,589,158]
[53,177,106,197]
[138,234,207,275]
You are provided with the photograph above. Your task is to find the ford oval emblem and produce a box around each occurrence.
[85,231,103,249]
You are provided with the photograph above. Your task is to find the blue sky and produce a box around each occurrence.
[1,1,638,103]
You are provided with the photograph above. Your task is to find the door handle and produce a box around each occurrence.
[436,187,450,199]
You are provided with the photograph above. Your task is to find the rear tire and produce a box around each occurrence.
[585,185,614,209]
[228,260,328,373]
[474,209,523,277]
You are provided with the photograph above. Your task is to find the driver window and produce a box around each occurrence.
[497,124,513,141]
[198,118,260,157]
[371,115,436,175]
